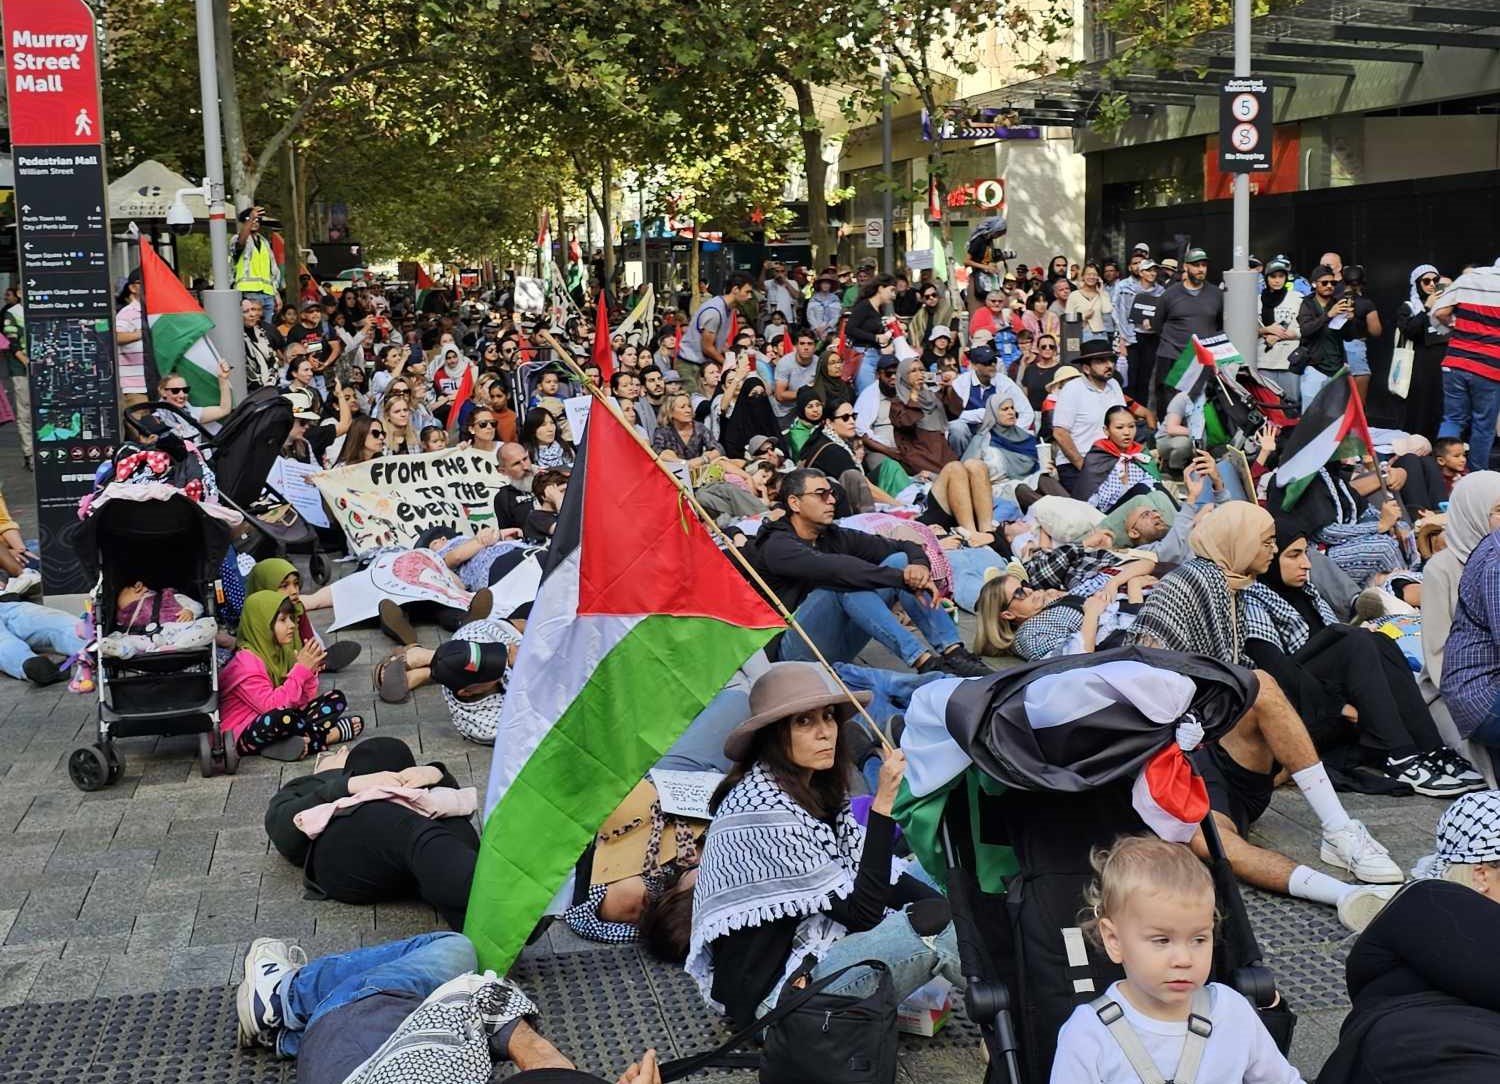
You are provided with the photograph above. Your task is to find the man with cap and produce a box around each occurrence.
[744,433,786,469]
[232,204,282,328]
[947,343,1033,455]
[286,300,343,385]
[772,327,819,428]
[853,353,909,488]
[806,269,843,343]
[281,389,330,463]
[1050,338,1127,494]
[1149,246,1223,417]
[1256,256,1304,402]
[1113,256,1163,409]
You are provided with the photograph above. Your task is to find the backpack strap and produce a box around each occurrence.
[1090,988,1214,1084]
[1090,996,1167,1084]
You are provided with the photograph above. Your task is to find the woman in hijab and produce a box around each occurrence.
[890,356,961,475]
[1242,520,1481,796]
[785,386,823,459]
[1266,462,1407,588]
[1421,471,1500,709]
[1319,790,1500,1084]
[1397,263,1450,439]
[717,373,779,460]
[811,348,854,407]
[1072,404,1164,510]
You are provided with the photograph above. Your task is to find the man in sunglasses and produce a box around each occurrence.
[746,467,990,676]
[909,282,953,348]
[1296,264,1355,406]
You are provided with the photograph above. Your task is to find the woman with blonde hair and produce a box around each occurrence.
[380,394,421,456]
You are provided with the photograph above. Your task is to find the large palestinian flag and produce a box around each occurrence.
[138,238,223,405]
[1165,333,1241,398]
[466,399,782,972]
[1273,368,1375,506]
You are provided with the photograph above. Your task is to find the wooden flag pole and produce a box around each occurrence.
[538,331,896,753]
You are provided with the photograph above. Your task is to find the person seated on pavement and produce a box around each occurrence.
[945,343,1033,457]
[219,590,363,758]
[495,441,539,533]
[1072,404,1169,511]
[0,490,40,595]
[265,736,478,929]
[687,662,964,1028]
[154,365,234,441]
[243,557,360,673]
[522,406,574,470]
[974,556,1157,661]
[1126,501,1405,931]
[1266,461,1408,589]
[525,468,571,544]
[237,931,663,1084]
[889,356,962,476]
[1319,790,1500,1084]
[1440,501,1500,755]
[1421,470,1500,715]
[1241,520,1482,798]
[746,467,989,676]
[376,621,522,744]
[798,397,901,504]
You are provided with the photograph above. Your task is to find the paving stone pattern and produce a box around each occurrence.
[0,427,1451,1080]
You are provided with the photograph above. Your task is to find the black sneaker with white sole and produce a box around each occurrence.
[1385,752,1473,798]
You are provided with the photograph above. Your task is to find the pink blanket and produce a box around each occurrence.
[293,786,478,838]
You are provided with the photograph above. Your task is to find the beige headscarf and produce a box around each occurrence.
[1422,470,1500,688]
[1189,501,1275,591]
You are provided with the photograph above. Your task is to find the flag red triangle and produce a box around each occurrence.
[579,400,783,627]
[592,288,614,381]
[138,238,206,317]
[446,363,475,430]
[415,265,434,290]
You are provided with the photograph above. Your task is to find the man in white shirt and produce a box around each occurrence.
[853,354,907,486]
[1049,338,1125,493]
[946,344,1034,454]
[761,261,799,325]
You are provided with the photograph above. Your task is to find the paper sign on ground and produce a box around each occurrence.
[647,769,726,820]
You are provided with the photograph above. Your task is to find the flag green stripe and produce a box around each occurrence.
[1165,341,1196,385]
[466,613,776,973]
[148,310,213,366]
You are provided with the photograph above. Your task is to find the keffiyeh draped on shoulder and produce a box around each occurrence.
[1241,580,1337,655]
[1128,557,1248,665]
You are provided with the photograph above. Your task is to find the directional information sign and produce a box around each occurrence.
[4,0,119,594]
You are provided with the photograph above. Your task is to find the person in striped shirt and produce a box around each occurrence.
[1434,260,1500,471]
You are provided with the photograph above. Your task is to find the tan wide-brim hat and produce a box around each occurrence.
[1046,364,1083,389]
[723,662,872,762]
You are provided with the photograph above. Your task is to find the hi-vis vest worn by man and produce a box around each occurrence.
[233,235,281,295]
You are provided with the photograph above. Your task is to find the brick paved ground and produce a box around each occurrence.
[0,422,1454,1081]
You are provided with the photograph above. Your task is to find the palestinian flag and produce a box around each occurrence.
[138,237,222,406]
[1273,368,1375,506]
[466,399,782,972]
[1166,333,1241,398]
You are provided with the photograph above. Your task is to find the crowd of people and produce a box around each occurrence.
[5,231,1500,1084]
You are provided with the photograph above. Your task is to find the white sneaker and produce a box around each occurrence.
[236,938,305,1049]
[1320,819,1403,884]
[1385,753,1474,798]
[0,569,41,599]
[1336,883,1400,933]
[1430,749,1488,791]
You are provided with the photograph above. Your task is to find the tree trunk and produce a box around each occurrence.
[792,79,830,268]
[688,223,701,314]
[280,142,302,308]
[601,156,615,291]
[211,0,252,207]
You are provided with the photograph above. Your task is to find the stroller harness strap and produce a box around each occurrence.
[1090,988,1213,1084]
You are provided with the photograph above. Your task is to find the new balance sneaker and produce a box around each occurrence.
[236,938,305,1049]
[1336,883,1401,933]
[1321,819,1403,884]
[1384,753,1474,798]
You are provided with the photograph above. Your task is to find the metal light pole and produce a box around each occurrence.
[193,0,245,398]
[1222,0,1258,363]
[881,57,894,274]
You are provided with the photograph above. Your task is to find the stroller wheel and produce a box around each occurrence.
[309,551,331,586]
[198,732,217,778]
[103,744,124,784]
[220,728,240,776]
[68,745,112,792]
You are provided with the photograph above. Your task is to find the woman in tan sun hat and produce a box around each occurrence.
[685,662,963,1028]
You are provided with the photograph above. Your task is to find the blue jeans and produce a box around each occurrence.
[946,418,974,458]
[856,348,880,395]
[1344,338,1370,376]
[0,602,85,680]
[1439,368,1500,473]
[943,547,1005,612]
[779,553,960,667]
[277,932,475,1058]
[761,907,964,1016]
[1300,368,1332,410]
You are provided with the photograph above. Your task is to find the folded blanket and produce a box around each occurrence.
[293,785,478,838]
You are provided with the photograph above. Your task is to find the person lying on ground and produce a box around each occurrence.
[974,558,1157,661]
[243,557,359,672]
[687,662,964,1028]
[219,590,363,758]
[746,467,989,676]
[1266,461,1408,589]
[264,736,477,928]
[236,931,663,1084]
[375,620,522,745]
[1242,520,1482,797]
[415,523,526,592]
[1126,502,1405,929]
[1051,836,1305,1084]
[0,598,86,686]
[1101,455,1228,564]
[1318,790,1500,1084]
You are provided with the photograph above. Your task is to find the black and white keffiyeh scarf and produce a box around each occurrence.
[686,761,865,1007]
[1128,557,1248,666]
[1241,581,1338,656]
[1414,789,1500,879]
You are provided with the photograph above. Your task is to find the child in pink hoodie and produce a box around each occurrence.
[219,590,363,757]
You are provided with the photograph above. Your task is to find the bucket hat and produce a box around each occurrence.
[723,662,871,761]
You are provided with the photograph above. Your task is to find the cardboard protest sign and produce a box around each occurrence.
[312,447,505,556]
[327,549,473,631]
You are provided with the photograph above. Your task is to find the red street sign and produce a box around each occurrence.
[2,0,101,147]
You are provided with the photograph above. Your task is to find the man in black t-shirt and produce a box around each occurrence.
[494,442,537,533]
[284,301,342,381]
[1149,247,1223,415]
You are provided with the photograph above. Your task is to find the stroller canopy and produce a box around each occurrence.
[76,485,236,584]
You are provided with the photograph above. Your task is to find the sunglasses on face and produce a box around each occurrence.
[163,385,189,394]
[473,420,496,429]
[370,429,386,438]
[1316,279,1336,287]
[1001,583,1031,609]
[1038,344,1057,353]
[833,410,855,421]
[797,487,837,502]
[1419,276,1438,284]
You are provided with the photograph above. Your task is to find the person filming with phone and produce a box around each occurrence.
[1297,264,1354,406]
[232,204,282,328]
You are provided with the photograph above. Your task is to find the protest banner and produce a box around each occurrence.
[327,549,473,631]
[311,447,505,556]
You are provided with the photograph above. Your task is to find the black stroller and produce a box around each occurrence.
[68,488,237,790]
[124,389,331,583]
[931,648,1295,1083]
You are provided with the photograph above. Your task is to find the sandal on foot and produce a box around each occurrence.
[322,715,364,746]
[375,650,410,704]
[323,641,362,673]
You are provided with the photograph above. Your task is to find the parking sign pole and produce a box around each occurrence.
[1222,0,1258,364]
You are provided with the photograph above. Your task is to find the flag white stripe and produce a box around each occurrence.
[482,548,640,818]
[1273,418,1344,487]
